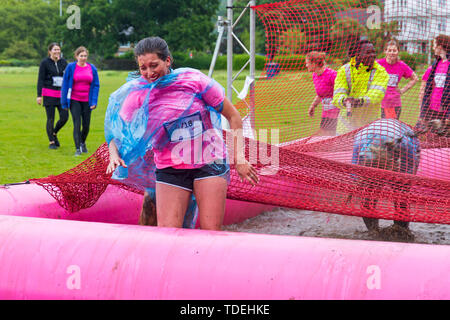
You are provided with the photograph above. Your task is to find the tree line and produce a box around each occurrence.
[0,0,221,62]
[1,0,400,68]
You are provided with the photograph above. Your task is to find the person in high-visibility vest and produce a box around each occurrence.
[332,40,389,134]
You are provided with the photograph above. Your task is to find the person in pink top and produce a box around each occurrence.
[306,51,340,136]
[377,39,418,120]
[61,46,100,156]
[106,37,258,231]
[418,34,450,126]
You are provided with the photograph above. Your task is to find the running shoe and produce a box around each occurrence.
[49,143,58,150]
[53,133,60,147]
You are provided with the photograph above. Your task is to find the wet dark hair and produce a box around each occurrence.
[435,34,450,53]
[47,42,60,54]
[134,37,173,63]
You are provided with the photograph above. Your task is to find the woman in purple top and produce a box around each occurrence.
[61,46,100,156]
[37,43,68,149]
[377,39,418,120]
[306,51,340,136]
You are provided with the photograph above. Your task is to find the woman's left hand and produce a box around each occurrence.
[236,160,259,186]
[90,105,96,110]
[219,96,259,186]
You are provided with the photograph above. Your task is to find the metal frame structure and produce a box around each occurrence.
[209,0,256,129]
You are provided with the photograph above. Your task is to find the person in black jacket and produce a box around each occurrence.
[37,43,69,149]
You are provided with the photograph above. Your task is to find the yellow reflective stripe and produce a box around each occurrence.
[367,69,377,90]
[368,85,386,93]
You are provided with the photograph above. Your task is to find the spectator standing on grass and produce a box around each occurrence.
[417,34,450,129]
[376,39,418,120]
[332,39,389,134]
[37,43,68,149]
[61,46,100,156]
[306,51,340,136]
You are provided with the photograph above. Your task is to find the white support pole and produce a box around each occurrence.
[227,0,234,103]
[249,0,256,129]
[211,0,256,131]
[208,16,226,78]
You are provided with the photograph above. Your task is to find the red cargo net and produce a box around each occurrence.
[33,0,450,224]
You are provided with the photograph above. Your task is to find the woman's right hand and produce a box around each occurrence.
[107,140,127,174]
[36,97,42,105]
[106,155,127,174]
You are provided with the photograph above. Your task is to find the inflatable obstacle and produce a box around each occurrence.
[0,182,449,299]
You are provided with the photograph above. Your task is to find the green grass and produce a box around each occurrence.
[0,66,423,184]
[0,67,252,184]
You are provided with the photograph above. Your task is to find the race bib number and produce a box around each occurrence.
[52,76,63,87]
[164,112,204,142]
[322,98,335,111]
[387,74,399,87]
[435,73,447,88]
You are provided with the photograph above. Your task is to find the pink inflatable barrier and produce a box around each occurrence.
[0,136,448,299]
[0,214,449,299]
[0,183,274,226]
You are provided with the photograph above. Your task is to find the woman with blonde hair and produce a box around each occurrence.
[377,39,418,120]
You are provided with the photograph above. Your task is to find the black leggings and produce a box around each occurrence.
[381,107,401,120]
[45,105,69,142]
[70,100,92,149]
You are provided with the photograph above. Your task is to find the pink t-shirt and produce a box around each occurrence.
[312,67,339,118]
[119,70,226,169]
[377,58,414,108]
[422,60,450,112]
[71,64,93,102]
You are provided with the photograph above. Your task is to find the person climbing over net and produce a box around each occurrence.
[105,36,259,230]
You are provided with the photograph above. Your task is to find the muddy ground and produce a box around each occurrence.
[223,207,450,245]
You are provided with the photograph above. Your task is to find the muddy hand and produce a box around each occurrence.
[106,157,127,174]
[236,161,259,186]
